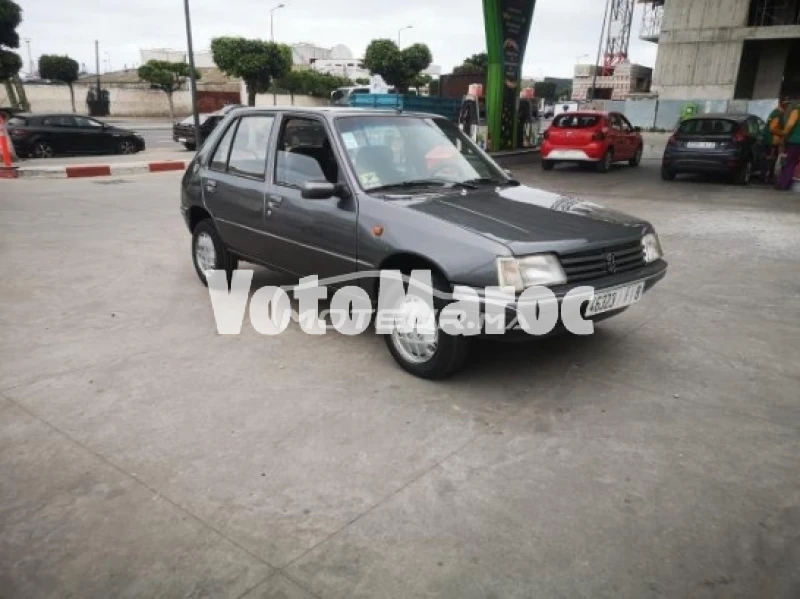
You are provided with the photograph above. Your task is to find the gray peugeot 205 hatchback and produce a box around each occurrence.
[181,107,667,379]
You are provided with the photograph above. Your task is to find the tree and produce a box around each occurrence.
[211,37,292,106]
[534,81,557,102]
[453,52,488,76]
[0,0,22,82]
[355,77,370,85]
[412,73,432,91]
[363,39,432,93]
[138,60,199,120]
[39,55,79,112]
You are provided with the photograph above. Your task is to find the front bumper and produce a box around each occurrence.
[455,259,668,339]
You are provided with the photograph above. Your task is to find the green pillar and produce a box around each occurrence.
[483,0,536,151]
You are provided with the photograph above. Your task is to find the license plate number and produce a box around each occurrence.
[585,281,645,317]
[686,141,716,149]
[178,137,187,143]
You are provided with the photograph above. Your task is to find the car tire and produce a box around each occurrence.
[596,149,613,173]
[118,139,138,155]
[629,145,643,167]
[184,142,197,151]
[382,273,470,380]
[31,140,54,159]
[191,219,239,287]
[734,159,753,186]
[661,167,676,181]
[541,159,554,171]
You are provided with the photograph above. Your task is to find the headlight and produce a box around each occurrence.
[497,254,567,291]
[642,233,663,263]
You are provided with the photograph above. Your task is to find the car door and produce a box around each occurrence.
[73,116,111,153]
[608,113,630,160]
[44,115,81,154]
[619,114,640,159]
[200,113,277,261]
[264,114,358,280]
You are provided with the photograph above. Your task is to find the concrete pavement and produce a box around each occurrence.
[1,163,799,598]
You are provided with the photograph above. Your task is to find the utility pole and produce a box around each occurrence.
[398,25,413,46]
[95,40,101,94]
[270,4,286,43]
[183,0,201,146]
[24,39,34,78]
[590,0,611,102]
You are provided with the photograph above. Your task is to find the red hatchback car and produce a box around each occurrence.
[541,111,643,173]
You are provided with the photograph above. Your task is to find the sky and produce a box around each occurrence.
[15,0,658,79]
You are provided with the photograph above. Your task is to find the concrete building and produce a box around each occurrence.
[644,0,800,100]
[572,62,653,100]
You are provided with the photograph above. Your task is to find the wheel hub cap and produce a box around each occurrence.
[195,232,217,273]
[390,295,438,364]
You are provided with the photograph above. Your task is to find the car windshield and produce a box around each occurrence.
[678,118,735,135]
[553,114,600,128]
[335,115,505,193]
[180,115,210,125]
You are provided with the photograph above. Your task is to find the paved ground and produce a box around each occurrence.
[1,161,799,598]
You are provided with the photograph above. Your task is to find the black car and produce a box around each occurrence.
[6,113,145,159]
[661,113,766,184]
[173,104,243,151]
[181,107,667,378]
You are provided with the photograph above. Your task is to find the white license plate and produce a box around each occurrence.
[686,141,716,149]
[177,137,187,143]
[585,281,645,317]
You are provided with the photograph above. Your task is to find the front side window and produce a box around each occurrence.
[275,117,339,187]
[75,117,103,128]
[336,115,505,192]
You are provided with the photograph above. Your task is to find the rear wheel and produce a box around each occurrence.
[596,149,613,173]
[31,140,54,159]
[661,167,676,181]
[629,145,643,167]
[734,158,752,186]
[382,274,470,380]
[541,159,554,171]
[191,219,238,287]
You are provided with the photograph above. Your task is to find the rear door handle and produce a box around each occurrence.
[204,179,218,194]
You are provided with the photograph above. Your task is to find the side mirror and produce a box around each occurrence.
[504,169,514,178]
[301,180,338,200]
[633,126,642,133]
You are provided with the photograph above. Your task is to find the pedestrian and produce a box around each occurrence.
[762,96,789,185]
[776,100,800,191]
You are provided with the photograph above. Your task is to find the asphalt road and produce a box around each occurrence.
[1,163,799,598]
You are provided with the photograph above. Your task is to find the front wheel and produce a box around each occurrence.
[541,159,555,171]
[191,219,239,287]
[629,145,643,167]
[596,149,613,173]
[31,140,54,159]
[382,275,470,379]
[661,167,676,181]
[119,139,138,155]
[184,142,197,151]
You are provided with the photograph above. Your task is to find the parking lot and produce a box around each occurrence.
[1,160,799,598]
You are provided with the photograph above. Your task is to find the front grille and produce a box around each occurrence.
[559,240,645,283]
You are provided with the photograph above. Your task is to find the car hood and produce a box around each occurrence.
[106,126,138,136]
[406,184,650,255]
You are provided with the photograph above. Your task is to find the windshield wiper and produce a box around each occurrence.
[369,179,477,192]
[464,177,520,187]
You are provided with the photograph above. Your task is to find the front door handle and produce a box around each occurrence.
[267,195,283,209]
[204,179,218,194]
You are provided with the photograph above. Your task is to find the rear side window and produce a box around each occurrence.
[678,119,735,135]
[553,114,601,128]
[227,115,274,178]
[209,120,238,171]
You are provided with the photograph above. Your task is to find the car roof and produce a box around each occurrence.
[686,113,752,121]
[225,106,445,121]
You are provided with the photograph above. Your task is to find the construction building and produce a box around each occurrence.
[572,62,653,100]
[643,0,800,99]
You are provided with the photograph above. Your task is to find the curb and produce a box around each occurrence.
[14,160,189,180]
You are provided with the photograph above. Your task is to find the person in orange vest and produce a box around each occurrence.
[776,100,800,191]
[763,96,788,185]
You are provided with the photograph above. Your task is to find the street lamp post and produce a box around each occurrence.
[398,25,413,46]
[575,53,590,65]
[183,0,201,148]
[271,4,286,43]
